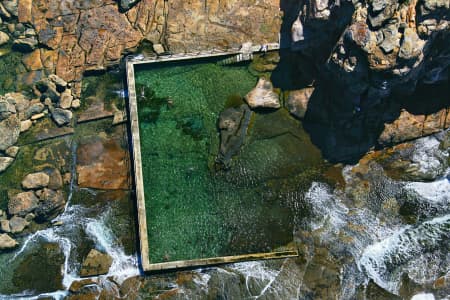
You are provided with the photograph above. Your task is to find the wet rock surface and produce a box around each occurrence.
[0,114,20,151]
[76,136,130,190]
[0,156,14,173]
[80,249,113,277]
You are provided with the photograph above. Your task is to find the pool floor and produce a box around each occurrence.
[134,57,324,264]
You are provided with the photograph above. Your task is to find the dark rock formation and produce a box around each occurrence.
[34,188,65,222]
[277,0,450,162]
[245,78,280,109]
[119,0,140,11]
[216,104,252,168]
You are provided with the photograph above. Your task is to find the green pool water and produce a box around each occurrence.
[135,57,325,264]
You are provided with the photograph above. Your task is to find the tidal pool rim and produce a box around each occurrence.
[126,49,298,272]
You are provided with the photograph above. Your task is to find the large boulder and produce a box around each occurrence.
[286,87,315,119]
[5,146,19,158]
[9,216,28,233]
[25,102,45,119]
[5,92,30,120]
[45,168,63,190]
[8,191,39,216]
[35,189,65,222]
[245,78,280,109]
[80,249,113,277]
[0,31,9,46]
[379,109,450,145]
[22,49,43,71]
[216,104,252,168]
[0,98,16,120]
[399,28,425,60]
[0,157,14,173]
[59,90,73,109]
[48,74,67,92]
[0,115,20,151]
[13,242,64,293]
[0,219,11,232]
[22,172,50,189]
[0,233,18,250]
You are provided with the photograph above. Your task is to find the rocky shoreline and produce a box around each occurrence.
[0,0,449,299]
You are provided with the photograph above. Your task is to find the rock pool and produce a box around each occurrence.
[134,57,325,264]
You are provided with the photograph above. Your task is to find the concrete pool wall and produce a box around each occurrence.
[126,44,299,272]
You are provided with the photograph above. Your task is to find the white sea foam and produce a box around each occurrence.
[411,293,436,300]
[305,182,348,233]
[358,215,450,294]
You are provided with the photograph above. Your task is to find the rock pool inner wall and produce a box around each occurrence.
[127,53,326,271]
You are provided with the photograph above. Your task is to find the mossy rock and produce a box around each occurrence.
[12,242,64,293]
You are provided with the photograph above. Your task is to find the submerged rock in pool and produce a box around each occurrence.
[216,104,252,168]
[176,114,205,140]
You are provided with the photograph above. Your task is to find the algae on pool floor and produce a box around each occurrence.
[134,58,324,264]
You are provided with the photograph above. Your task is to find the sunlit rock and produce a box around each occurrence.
[245,78,280,109]
[0,233,18,250]
[22,172,50,189]
[8,191,39,216]
[0,156,14,173]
